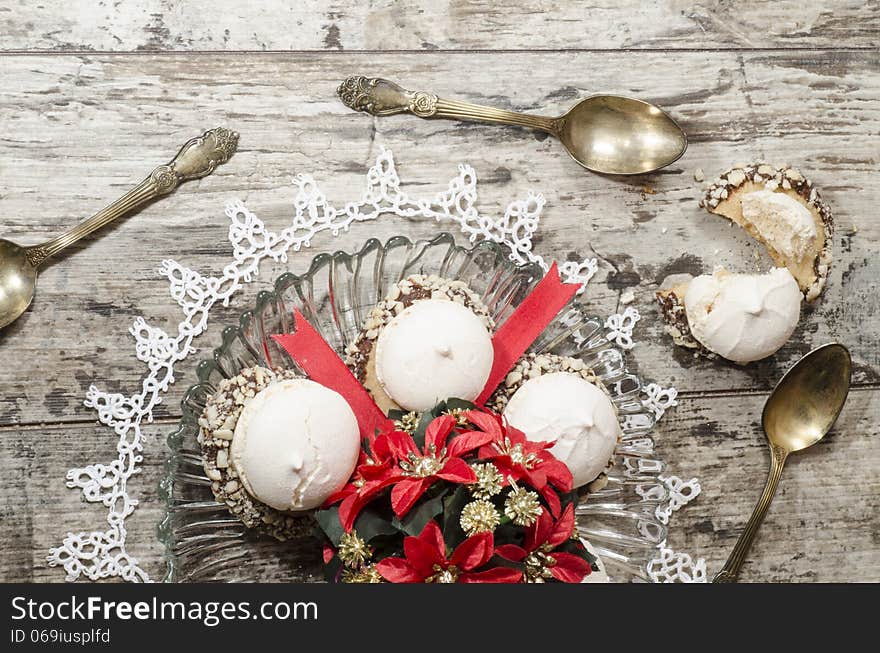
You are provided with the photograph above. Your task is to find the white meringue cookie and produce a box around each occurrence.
[230,379,360,511]
[503,372,619,488]
[684,267,801,364]
[374,299,494,411]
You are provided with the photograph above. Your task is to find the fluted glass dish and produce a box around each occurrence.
[160,233,669,582]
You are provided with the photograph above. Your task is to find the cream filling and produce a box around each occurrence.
[740,190,817,261]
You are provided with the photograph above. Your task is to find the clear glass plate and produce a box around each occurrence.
[159,233,669,582]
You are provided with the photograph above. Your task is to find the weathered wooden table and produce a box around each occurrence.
[1,2,877,582]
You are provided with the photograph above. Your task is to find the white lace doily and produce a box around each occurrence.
[46,148,704,583]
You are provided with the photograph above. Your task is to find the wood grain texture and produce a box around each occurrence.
[0,4,878,583]
[0,420,167,582]
[1,389,875,582]
[1,0,879,52]
[0,51,877,428]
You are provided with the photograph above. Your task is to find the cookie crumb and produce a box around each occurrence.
[620,289,635,305]
[693,168,705,182]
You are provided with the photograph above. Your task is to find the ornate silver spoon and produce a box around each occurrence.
[0,127,238,329]
[338,76,687,175]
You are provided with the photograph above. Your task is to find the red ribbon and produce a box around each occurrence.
[273,263,578,437]
[272,310,395,440]
[475,262,579,405]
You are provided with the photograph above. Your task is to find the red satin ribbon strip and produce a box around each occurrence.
[475,262,579,405]
[273,264,577,435]
[272,309,394,440]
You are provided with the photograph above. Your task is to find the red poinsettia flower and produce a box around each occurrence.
[382,414,494,518]
[495,503,591,583]
[376,520,522,583]
[325,431,400,532]
[472,410,573,516]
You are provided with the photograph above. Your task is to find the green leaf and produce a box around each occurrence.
[314,507,345,546]
[441,486,471,549]
[387,408,408,421]
[392,491,447,536]
[560,537,597,569]
[323,554,342,583]
[411,411,437,449]
[353,506,400,543]
[493,521,524,547]
[444,398,476,412]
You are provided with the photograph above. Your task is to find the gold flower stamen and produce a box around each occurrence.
[341,565,384,583]
[493,437,540,469]
[338,530,372,568]
[460,499,501,536]
[426,564,459,583]
[398,444,447,478]
[469,462,503,499]
[394,411,421,434]
[504,481,542,527]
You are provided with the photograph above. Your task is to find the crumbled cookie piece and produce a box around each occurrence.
[699,163,833,301]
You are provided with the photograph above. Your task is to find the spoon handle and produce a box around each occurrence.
[337,76,560,134]
[25,127,239,268]
[714,445,789,582]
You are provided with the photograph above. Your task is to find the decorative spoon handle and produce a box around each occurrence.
[25,127,239,268]
[337,76,560,134]
[714,445,789,582]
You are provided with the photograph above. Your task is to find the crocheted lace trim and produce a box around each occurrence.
[46,148,703,583]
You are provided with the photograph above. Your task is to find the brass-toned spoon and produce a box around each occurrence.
[714,343,852,582]
[0,127,239,329]
[337,76,687,175]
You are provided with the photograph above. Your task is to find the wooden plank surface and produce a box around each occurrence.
[0,5,877,583]
[0,52,877,427]
[2,1,879,52]
[2,389,875,582]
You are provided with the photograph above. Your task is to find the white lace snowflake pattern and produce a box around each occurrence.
[559,258,599,290]
[647,540,708,583]
[46,148,700,583]
[641,382,679,420]
[656,474,702,525]
[604,306,641,349]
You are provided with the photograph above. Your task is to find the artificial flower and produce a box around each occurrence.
[341,565,384,583]
[382,414,494,518]
[469,462,504,499]
[472,410,573,516]
[393,411,420,434]
[496,504,592,583]
[375,520,521,584]
[503,483,542,527]
[325,431,399,531]
[337,530,372,568]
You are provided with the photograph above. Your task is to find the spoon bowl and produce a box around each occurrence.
[714,343,852,582]
[762,343,852,453]
[560,95,687,175]
[0,238,37,329]
[338,76,688,175]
